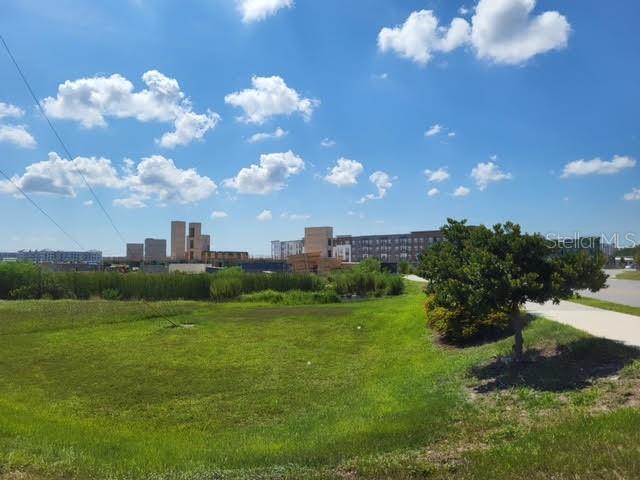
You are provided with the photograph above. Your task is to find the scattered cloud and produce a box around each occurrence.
[378,0,570,66]
[281,212,310,221]
[0,102,24,119]
[458,6,470,15]
[424,167,450,183]
[0,152,217,208]
[378,10,470,65]
[320,137,336,148]
[325,158,364,186]
[427,187,440,197]
[113,196,146,209]
[224,76,318,124]
[239,0,293,23]
[471,0,571,64]
[257,209,273,221]
[211,210,228,219]
[0,151,122,197]
[358,171,393,203]
[561,155,636,178]
[223,150,304,194]
[373,72,389,80]
[624,188,640,201]
[471,161,513,190]
[41,70,220,148]
[247,127,288,143]
[0,124,37,148]
[453,186,471,197]
[425,124,444,137]
[83,199,94,206]
[448,132,456,137]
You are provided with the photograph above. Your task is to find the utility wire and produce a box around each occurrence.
[0,167,85,250]
[0,33,127,245]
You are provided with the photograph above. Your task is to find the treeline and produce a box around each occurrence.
[0,262,404,302]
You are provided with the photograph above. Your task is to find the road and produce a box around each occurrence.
[525,300,640,348]
[579,269,640,308]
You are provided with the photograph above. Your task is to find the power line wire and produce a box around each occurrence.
[0,167,85,250]
[0,33,127,245]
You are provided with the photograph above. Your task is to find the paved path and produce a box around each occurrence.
[579,270,640,307]
[525,301,640,348]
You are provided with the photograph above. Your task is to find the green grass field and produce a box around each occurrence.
[616,270,640,281]
[1,283,639,479]
[571,297,640,317]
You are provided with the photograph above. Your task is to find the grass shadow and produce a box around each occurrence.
[472,336,640,393]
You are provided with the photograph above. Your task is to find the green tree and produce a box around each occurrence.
[419,219,607,360]
[398,260,410,275]
[357,257,381,274]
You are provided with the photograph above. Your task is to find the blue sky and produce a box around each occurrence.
[0,0,639,256]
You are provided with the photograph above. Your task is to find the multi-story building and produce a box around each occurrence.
[271,239,304,259]
[203,251,249,267]
[144,238,167,262]
[337,230,443,264]
[187,222,208,261]
[126,243,144,262]
[304,227,334,258]
[0,250,103,264]
[170,221,186,261]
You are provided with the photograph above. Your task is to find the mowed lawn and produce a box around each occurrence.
[1,284,640,479]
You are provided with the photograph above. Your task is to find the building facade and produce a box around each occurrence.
[187,222,208,261]
[203,251,249,267]
[271,239,304,259]
[0,250,103,264]
[144,238,167,262]
[336,230,443,263]
[304,227,334,258]
[126,243,144,262]
[170,221,186,260]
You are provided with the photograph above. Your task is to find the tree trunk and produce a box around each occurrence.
[511,305,524,362]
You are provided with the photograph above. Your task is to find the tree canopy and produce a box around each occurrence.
[419,219,608,359]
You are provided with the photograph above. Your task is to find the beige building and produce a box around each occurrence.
[144,238,166,262]
[304,227,334,258]
[126,243,144,262]
[170,221,186,260]
[187,222,209,261]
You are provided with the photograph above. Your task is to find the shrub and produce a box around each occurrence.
[101,288,121,300]
[8,284,41,300]
[240,289,340,305]
[424,294,510,343]
[210,276,243,301]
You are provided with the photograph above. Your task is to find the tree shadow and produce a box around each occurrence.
[472,337,640,393]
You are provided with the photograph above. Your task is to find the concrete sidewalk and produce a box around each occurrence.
[525,301,640,348]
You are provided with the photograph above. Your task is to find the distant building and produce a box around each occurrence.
[271,239,304,259]
[203,251,249,267]
[144,238,167,262]
[187,222,208,261]
[336,230,443,264]
[304,227,334,258]
[170,221,186,260]
[0,249,102,264]
[555,236,602,256]
[126,243,144,262]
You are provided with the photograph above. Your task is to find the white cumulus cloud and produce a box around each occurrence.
[281,212,310,221]
[427,187,440,197]
[378,10,470,65]
[247,127,288,143]
[471,0,571,64]
[0,102,24,119]
[223,150,304,194]
[471,161,513,190]
[320,138,336,148]
[0,124,36,148]
[378,0,570,66]
[325,158,364,187]
[239,0,293,23]
[453,186,471,197]
[41,70,220,148]
[624,188,640,201]
[211,210,228,219]
[561,155,636,178]
[225,76,318,124]
[257,209,273,221]
[358,171,393,203]
[425,124,444,137]
[424,167,450,182]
